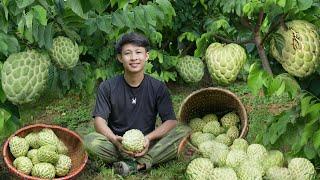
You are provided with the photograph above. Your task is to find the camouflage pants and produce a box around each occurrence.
[83,124,191,169]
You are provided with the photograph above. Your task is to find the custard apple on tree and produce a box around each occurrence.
[288,158,315,180]
[13,156,33,175]
[9,136,29,158]
[186,157,214,180]
[270,20,320,78]
[1,50,51,105]
[31,163,56,179]
[56,154,72,176]
[205,42,247,85]
[122,129,145,152]
[49,36,80,69]
[176,56,204,84]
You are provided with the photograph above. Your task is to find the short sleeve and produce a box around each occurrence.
[156,83,176,122]
[92,81,111,121]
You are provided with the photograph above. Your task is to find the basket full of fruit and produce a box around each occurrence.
[2,124,88,179]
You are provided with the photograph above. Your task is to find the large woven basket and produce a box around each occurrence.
[2,124,88,180]
[178,87,248,138]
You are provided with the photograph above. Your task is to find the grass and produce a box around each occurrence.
[0,81,298,179]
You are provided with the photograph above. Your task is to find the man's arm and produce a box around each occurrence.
[146,119,177,142]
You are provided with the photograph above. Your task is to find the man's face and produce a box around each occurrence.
[117,43,149,74]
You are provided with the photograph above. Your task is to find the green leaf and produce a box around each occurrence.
[112,11,125,28]
[97,15,112,33]
[25,11,33,29]
[32,5,47,25]
[275,82,286,96]
[313,129,320,149]
[277,0,286,7]
[15,0,35,9]
[134,6,147,31]
[303,143,317,159]
[66,0,85,18]
[297,0,312,10]
[300,95,313,117]
[247,63,264,96]
[272,33,285,57]
[0,32,20,56]
[300,117,318,147]
[44,22,53,49]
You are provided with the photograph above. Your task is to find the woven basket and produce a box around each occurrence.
[178,87,248,138]
[2,124,88,180]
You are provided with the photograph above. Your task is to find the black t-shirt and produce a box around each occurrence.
[92,74,176,136]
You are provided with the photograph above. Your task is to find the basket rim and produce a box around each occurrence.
[178,87,249,138]
[2,123,88,180]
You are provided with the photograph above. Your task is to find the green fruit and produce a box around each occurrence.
[37,145,59,164]
[205,42,247,85]
[57,140,68,154]
[262,150,284,171]
[176,56,204,83]
[199,140,228,159]
[212,167,237,180]
[190,132,203,146]
[202,121,224,136]
[38,128,59,146]
[1,50,50,104]
[9,136,29,158]
[266,167,292,180]
[270,20,320,77]
[202,114,218,123]
[236,160,264,180]
[27,149,40,165]
[225,149,247,168]
[13,156,33,175]
[193,133,215,147]
[230,138,248,152]
[189,118,206,132]
[288,158,315,180]
[56,154,72,177]
[25,132,40,149]
[247,144,267,163]
[215,133,232,146]
[220,112,240,128]
[122,129,145,152]
[186,157,214,180]
[49,36,79,69]
[32,163,56,179]
[226,126,239,141]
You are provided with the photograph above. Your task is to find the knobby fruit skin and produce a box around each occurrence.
[205,42,247,85]
[1,50,50,105]
[122,129,145,153]
[176,55,205,84]
[271,20,320,78]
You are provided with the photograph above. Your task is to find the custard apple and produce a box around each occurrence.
[56,154,72,176]
[1,50,51,104]
[230,138,248,152]
[226,126,239,140]
[57,140,68,154]
[266,167,292,180]
[220,112,240,128]
[186,157,214,180]
[9,136,29,158]
[49,36,80,69]
[38,128,59,146]
[190,132,203,146]
[205,42,247,85]
[189,117,206,132]
[193,133,215,147]
[202,121,224,136]
[31,163,56,179]
[215,133,232,146]
[25,132,40,149]
[202,114,218,123]
[37,145,59,164]
[176,56,204,84]
[212,167,237,180]
[27,149,40,165]
[288,158,315,180]
[122,129,145,152]
[262,150,284,171]
[13,156,33,175]
[199,140,228,159]
[270,20,320,77]
[247,144,268,162]
[236,160,264,180]
[225,149,247,168]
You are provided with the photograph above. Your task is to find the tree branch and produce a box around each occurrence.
[213,34,254,45]
[261,13,288,45]
[255,9,264,33]
[240,17,254,31]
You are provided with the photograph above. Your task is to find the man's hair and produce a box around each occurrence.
[115,32,150,54]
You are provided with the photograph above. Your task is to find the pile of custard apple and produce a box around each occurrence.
[1,36,79,105]
[9,128,72,178]
[185,112,316,180]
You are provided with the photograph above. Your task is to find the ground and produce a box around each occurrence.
[0,81,296,179]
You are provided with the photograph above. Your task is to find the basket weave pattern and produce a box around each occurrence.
[178,87,248,138]
[2,124,88,180]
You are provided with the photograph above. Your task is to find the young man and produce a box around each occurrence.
[84,32,191,176]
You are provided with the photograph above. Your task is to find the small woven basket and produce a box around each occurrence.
[178,87,248,138]
[2,124,88,180]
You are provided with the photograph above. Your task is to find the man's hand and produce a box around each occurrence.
[111,135,135,156]
[134,136,150,157]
